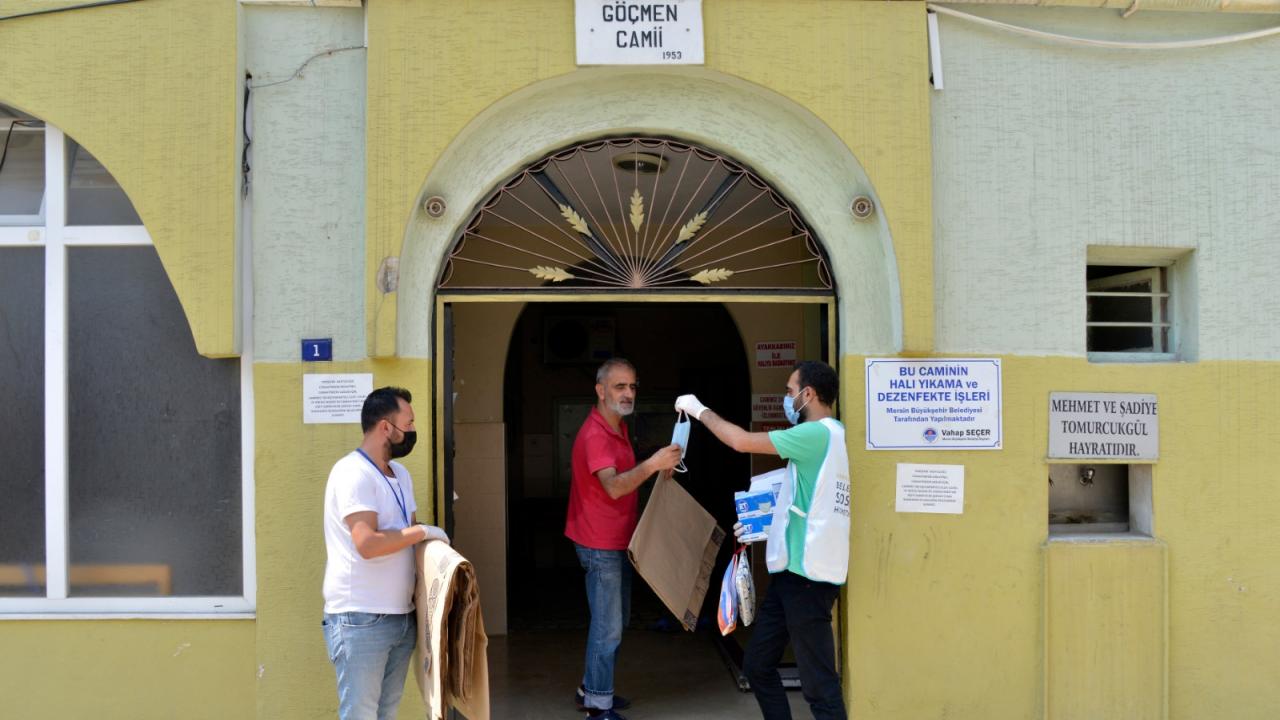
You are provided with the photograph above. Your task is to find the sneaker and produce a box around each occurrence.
[584,710,628,720]
[575,686,631,711]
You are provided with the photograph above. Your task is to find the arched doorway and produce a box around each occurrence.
[438,137,832,292]
[436,135,837,714]
[394,67,901,361]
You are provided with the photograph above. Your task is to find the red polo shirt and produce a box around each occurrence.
[564,407,639,550]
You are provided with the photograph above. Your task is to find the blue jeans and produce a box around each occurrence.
[322,611,417,720]
[575,544,632,710]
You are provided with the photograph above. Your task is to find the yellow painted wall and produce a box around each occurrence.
[361,3,1280,718]
[0,2,250,716]
[842,356,1280,718]
[0,620,255,719]
[366,0,932,356]
[281,342,1280,719]
[11,356,1272,720]
[3,1,1272,717]
[1045,539,1167,720]
[253,359,434,719]
[0,0,240,357]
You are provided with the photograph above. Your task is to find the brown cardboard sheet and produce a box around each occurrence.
[627,474,726,631]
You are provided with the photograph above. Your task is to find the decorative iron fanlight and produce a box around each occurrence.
[438,137,832,292]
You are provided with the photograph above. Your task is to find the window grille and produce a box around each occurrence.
[1086,266,1171,355]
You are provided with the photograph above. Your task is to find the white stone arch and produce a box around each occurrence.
[397,66,901,357]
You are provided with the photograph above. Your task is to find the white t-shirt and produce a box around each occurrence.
[322,450,419,614]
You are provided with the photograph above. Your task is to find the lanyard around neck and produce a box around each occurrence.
[355,448,409,526]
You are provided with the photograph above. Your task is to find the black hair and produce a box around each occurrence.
[361,386,412,433]
[794,360,838,406]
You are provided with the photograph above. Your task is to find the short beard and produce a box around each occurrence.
[609,400,634,417]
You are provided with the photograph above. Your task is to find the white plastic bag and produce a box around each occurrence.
[734,546,755,626]
[716,552,739,636]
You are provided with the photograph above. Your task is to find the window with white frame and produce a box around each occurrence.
[1086,264,1173,358]
[0,104,249,613]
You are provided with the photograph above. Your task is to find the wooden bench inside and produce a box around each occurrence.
[0,564,173,595]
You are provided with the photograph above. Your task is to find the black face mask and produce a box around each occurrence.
[388,424,417,459]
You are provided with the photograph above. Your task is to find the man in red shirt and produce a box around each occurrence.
[565,358,682,720]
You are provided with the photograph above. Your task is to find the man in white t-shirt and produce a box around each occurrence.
[322,386,449,720]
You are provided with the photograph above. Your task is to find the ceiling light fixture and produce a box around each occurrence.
[612,152,668,174]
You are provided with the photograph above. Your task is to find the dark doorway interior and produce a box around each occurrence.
[502,302,751,633]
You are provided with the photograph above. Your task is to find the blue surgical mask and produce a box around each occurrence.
[782,390,810,425]
[671,411,691,472]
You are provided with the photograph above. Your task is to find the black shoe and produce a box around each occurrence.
[575,686,631,711]
[585,710,628,720]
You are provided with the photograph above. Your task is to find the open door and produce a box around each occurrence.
[439,301,454,538]
[437,296,839,686]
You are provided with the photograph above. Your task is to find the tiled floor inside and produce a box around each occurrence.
[485,544,812,719]
[484,628,809,719]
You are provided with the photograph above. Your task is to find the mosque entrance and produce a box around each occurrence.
[438,296,832,717]
[432,136,838,716]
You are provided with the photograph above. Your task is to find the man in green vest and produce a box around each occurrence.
[676,360,850,720]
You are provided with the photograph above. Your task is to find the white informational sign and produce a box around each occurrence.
[865,359,1002,450]
[896,463,965,514]
[575,0,704,65]
[1048,392,1158,460]
[755,341,797,369]
[751,393,785,423]
[303,373,373,424]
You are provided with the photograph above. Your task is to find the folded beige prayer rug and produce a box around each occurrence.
[413,541,490,720]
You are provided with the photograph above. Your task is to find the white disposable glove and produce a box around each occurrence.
[675,394,709,420]
[416,524,450,545]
